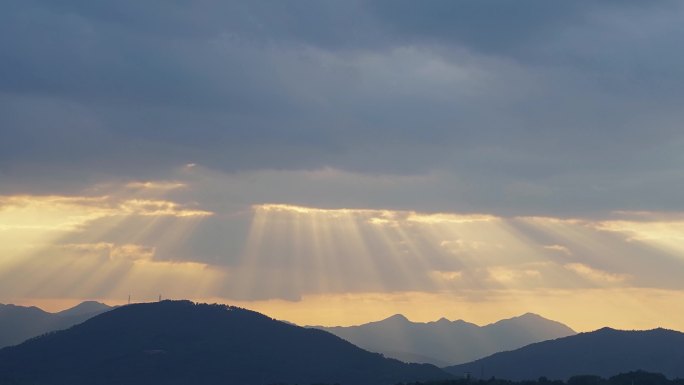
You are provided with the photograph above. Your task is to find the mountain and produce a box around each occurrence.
[0,301,112,348]
[0,300,450,385]
[55,300,111,318]
[315,312,575,365]
[445,327,684,380]
[0,304,52,348]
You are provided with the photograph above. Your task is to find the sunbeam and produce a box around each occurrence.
[3,194,684,331]
[0,183,215,304]
[230,203,684,330]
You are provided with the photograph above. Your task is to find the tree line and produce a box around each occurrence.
[398,371,684,385]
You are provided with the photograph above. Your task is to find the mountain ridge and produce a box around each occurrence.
[314,312,576,365]
[0,301,113,348]
[445,327,684,380]
[0,300,450,385]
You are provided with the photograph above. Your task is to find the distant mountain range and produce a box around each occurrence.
[445,327,684,380]
[0,300,450,385]
[315,312,576,366]
[0,301,112,348]
[1,302,576,368]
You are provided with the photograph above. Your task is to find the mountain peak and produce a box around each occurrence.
[0,304,46,314]
[56,300,112,318]
[317,312,576,366]
[494,312,545,324]
[519,312,543,318]
[383,313,410,323]
[0,301,114,349]
[486,313,576,334]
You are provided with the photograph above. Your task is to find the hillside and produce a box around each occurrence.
[0,300,450,385]
[0,301,111,348]
[445,327,684,380]
[316,312,575,365]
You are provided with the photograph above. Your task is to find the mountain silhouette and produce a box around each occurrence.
[0,300,450,385]
[445,327,684,380]
[315,312,575,365]
[55,300,111,318]
[0,301,112,348]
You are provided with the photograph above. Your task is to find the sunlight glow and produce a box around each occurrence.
[229,204,684,330]
[125,181,187,190]
[3,195,684,331]
[220,288,684,332]
[0,187,215,304]
[597,218,684,255]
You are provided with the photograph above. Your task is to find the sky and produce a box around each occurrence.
[2,0,684,332]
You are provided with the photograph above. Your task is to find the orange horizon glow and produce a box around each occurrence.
[11,287,684,333]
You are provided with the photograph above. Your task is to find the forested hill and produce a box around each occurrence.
[0,300,449,385]
[408,370,684,385]
[445,327,684,380]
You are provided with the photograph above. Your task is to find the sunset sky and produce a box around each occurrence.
[2,1,684,332]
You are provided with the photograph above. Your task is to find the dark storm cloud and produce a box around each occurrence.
[2,0,684,215]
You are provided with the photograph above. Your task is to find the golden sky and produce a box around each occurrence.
[2,177,684,332]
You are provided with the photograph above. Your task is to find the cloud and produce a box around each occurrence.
[487,266,542,284]
[125,181,187,191]
[564,263,630,284]
[117,199,211,217]
[0,195,211,229]
[543,244,573,256]
[60,242,155,261]
[2,2,684,330]
[2,1,684,216]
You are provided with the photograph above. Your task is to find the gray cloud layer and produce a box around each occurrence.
[2,0,684,216]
